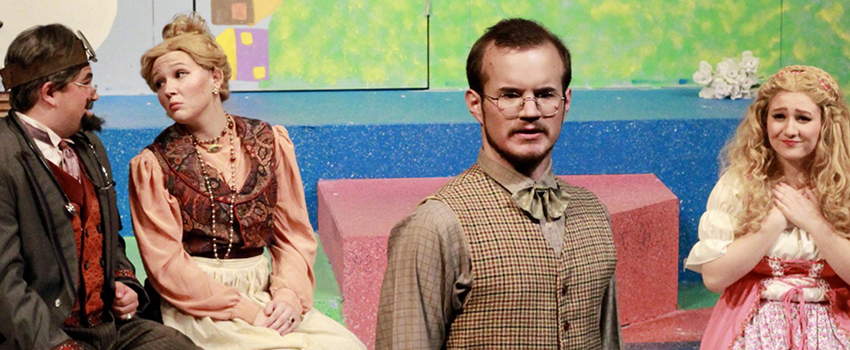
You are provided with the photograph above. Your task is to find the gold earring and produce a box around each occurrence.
[212,87,220,95]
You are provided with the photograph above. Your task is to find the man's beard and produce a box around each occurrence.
[484,128,550,172]
[80,113,104,132]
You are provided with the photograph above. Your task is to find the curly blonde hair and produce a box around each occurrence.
[723,65,850,238]
[139,12,232,101]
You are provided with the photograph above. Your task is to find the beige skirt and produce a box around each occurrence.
[161,254,365,350]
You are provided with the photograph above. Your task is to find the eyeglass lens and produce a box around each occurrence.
[497,95,562,117]
[74,82,98,94]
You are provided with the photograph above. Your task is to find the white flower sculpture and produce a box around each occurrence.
[693,51,760,99]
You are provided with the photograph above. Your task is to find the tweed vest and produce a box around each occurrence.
[435,164,617,349]
[147,116,278,255]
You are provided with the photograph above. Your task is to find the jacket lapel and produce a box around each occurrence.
[7,112,79,296]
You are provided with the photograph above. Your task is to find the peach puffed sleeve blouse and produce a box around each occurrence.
[129,125,316,323]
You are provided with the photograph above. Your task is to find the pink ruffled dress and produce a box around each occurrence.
[686,174,850,349]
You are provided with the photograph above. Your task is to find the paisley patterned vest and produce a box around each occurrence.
[147,116,277,255]
[434,164,617,349]
[50,162,105,327]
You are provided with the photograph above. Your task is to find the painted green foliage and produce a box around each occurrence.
[781,1,850,98]
[430,0,782,89]
[261,0,849,97]
[263,1,429,90]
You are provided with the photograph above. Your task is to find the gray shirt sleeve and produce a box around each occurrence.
[599,204,622,349]
[375,199,471,350]
[600,275,623,350]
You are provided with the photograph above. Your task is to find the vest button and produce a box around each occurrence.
[563,321,570,331]
[84,261,90,270]
[55,298,62,308]
[561,285,568,296]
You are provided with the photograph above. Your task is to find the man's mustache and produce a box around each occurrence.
[509,123,549,136]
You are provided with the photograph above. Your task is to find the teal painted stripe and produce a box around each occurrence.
[95,88,751,129]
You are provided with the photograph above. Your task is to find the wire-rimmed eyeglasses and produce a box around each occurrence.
[72,82,98,96]
[484,92,565,119]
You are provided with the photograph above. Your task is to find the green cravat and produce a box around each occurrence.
[512,184,570,221]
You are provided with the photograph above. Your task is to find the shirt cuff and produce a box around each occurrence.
[53,340,85,350]
[113,269,136,279]
[684,238,732,273]
[272,288,305,316]
[231,296,262,323]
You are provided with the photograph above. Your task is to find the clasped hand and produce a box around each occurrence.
[112,281,138,321]
[772,183,827,234]
[252,300,301,336]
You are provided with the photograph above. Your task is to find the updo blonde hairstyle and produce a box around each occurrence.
[723,65,850,238]
[140,13,232,101]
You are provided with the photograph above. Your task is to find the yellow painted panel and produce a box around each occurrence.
[253,66,267,79]
[253,0,281,23]
[216,28,239,80]
[240,31,254,45]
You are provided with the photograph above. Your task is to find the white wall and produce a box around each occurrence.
[0,0,192,95]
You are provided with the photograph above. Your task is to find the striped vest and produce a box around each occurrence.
[435,165,617,349]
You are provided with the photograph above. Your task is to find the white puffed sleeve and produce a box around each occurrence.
[685,173,742,273]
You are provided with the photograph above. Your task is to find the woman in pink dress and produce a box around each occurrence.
[686,65,850,349]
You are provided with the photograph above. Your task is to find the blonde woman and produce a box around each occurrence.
[130,13,364,350]
[686,65,850,349]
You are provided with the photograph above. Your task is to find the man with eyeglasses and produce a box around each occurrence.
[0,24,197,349]
[377,18,621,349]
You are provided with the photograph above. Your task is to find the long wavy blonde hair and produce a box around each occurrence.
[723,65,850,238]
[139,12,232,101]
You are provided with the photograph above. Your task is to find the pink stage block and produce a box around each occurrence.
[622,308,713,343]
[566,175,681,325]
[317,174,679,348]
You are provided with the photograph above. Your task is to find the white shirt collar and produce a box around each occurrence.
[15,111,69,148]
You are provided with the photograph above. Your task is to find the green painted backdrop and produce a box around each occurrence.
[781,0,850,96]
[257,0,849,96]
[429,0,783,88]
[262,1,429,89]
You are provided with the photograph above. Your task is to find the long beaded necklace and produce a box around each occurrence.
[190,113,239,261]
